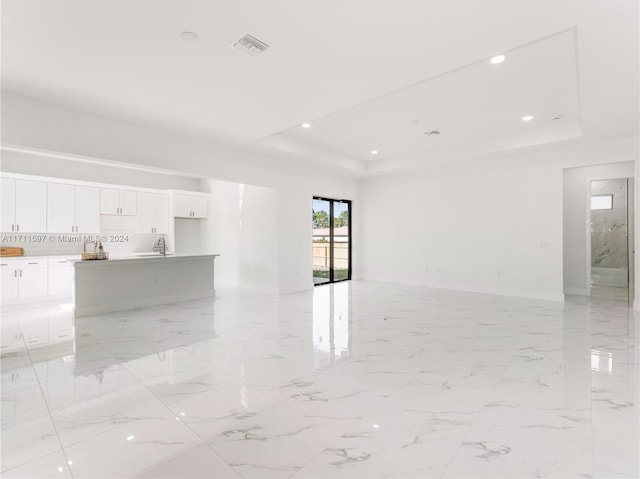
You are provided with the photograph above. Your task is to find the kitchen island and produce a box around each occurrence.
[73,254,219,317]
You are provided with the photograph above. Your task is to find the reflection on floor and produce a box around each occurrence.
[313,276,329,285]
[590,285,632,303]
[1,282,638,478]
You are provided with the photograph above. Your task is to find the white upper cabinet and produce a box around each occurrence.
[1,178,16,232]
[100,188,137,215]
[75,186,101,233]
[47,183,100,233]
[47,183,75,233]
[2,178,47,232]
[119,190,137,215]
[173,193,208,219]
[136,192,169,234]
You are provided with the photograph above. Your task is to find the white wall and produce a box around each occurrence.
[362,136,639,302]
[4,91,637,301]
[563,162,635,295]
[1,92,360,294]
[205,179,279,293]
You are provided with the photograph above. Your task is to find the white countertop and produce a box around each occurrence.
[0,255,81,260]
[74,253,219,266]
[1,252,218,262]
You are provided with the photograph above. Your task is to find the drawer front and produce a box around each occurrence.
[47,258,75,268]
[18,259,48,270]
[0,260,19,269]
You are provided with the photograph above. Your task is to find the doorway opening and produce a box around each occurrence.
[312,197,351,285]
[590,178,635,301]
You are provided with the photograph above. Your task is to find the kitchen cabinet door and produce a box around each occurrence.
[48,263,73,296]
[119,190,137,216]
[155,194,169,234]
[100,188,120,215]
[136,193,168,234]
[18,267,48,298]
[15,180,47,232]
[1,178,16,232]
[191,196,208,219]
[173,193,208,218]
[75,186,100,233]
[47,183,75,233]
[0,262,18,300]
[100,188,137,215]
[173,194,192,218]
[136,192,155,233]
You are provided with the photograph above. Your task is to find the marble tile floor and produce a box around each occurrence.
[1,281,638,478]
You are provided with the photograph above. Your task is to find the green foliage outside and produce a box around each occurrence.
[334,210,349,228]
[312,210,329,228]
[312,209,349,228]
[313,269,349,280]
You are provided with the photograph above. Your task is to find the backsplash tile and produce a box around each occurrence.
[0,232,166,256]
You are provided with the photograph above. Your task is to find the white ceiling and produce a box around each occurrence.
[1,0,638,176]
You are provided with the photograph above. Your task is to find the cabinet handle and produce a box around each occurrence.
[16,225,19,232]
[14,270,17,277]
[0,263,7,266]
[28,262,38,265]
[11,224,14,232]
[19,270,22,277]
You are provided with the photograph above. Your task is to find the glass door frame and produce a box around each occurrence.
[313,196,352,285]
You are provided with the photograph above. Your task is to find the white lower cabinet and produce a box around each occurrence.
[0,259,48,301]
[1,260,19,300]
[48,258,74,296]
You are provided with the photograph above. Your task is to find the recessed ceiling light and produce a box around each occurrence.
[371,150,379,155]
[490,54,506,64]
[181,31,199,42]
[522,115,533,122]
[302,123,311,129]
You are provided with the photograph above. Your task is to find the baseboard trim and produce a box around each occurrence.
[361,276,564,302]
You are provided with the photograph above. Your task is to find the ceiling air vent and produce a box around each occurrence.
[233,34,270,56]
[424,130,441,136]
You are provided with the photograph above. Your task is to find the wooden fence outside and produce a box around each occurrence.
[312,242,349,270]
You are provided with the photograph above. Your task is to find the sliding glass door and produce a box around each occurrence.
[312,197,351,285]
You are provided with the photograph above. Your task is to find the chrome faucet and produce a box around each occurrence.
[154,237,166,256]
